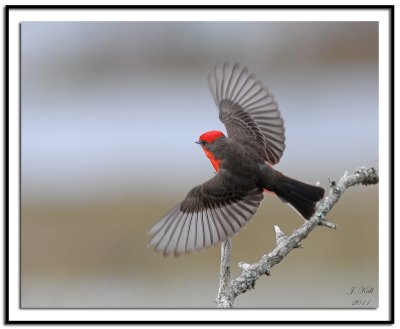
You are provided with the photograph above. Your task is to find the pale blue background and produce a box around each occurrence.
[21,21,379,308]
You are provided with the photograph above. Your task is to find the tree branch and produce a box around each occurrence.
[215,166,379,308]
[216,238,233,308]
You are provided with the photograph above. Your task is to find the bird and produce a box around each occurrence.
[148,62,325,256]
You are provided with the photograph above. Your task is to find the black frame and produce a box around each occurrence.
[4,4,394,325]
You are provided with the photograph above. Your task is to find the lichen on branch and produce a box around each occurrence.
[215,167,379,308]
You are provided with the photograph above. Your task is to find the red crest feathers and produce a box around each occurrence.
[199,130,225,143]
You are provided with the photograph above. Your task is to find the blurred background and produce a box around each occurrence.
[21,21,378,308]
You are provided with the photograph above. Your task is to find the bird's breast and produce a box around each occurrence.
[202,147,221,172]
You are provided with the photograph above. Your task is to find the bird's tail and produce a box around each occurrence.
[267,172,325,219]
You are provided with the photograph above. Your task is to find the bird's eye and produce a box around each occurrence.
[196,140,207,146]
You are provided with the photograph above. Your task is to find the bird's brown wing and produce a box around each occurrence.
[208,62,285,164]
[149,173,264,256]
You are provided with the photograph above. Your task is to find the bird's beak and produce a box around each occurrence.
[195,141,201,145]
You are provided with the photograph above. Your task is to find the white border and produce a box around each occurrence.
[7,6,392,323]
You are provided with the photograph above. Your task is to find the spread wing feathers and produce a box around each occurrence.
[208,62,286,165]
[148,178,264,256]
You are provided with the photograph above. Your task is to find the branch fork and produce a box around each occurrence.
[215,167,379,308]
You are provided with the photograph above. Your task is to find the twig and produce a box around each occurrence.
[215,167,379,308]
[215,238,233,308]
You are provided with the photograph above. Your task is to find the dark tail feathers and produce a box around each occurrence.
[272,174,325,219]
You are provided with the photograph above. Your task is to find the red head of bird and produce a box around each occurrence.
[196,130,226,171]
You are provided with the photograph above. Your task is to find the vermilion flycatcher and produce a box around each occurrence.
[149,62,324,256]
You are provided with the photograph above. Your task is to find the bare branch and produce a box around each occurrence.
[215,238,233,308]
[215,167,379,308]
